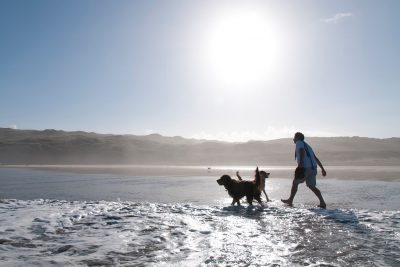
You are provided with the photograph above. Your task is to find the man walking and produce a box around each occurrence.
[281,132,327,208]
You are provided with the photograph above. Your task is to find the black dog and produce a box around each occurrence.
[217,167,263,206]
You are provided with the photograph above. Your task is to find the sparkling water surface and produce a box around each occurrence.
[0,167,399,266]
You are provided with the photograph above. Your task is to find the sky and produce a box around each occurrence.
[0,0,399,142]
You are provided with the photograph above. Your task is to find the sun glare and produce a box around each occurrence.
[204,10,282,87]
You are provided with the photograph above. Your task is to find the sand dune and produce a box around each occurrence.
[0,128,399,166]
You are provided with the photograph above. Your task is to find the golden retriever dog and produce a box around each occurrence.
[217,167,263,206]
[236,170,271,202]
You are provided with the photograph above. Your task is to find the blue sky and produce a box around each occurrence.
[1,0,399,141]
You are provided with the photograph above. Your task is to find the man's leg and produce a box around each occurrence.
[281,179,301,205]
[308,186,326,208]
[305,169,327,208]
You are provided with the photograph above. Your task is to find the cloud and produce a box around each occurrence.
[9,124,17,129]
[192,130,273,142]
[323,13,353,24]
[143,129,154,135]
[191,126,344,142]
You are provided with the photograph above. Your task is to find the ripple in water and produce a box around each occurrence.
[0,199,399,266]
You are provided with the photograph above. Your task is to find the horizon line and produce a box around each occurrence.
[1,127,398,143]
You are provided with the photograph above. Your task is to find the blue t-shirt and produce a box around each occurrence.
[295,141,317,169]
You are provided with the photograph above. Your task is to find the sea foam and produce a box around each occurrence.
[0,199,399,266]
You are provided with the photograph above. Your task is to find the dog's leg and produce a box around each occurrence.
[246,195,253,206]
[255,194,263,206]
[263,190,271,202]
[231,199,241,206]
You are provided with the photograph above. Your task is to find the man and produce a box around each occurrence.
[281,132,327,208]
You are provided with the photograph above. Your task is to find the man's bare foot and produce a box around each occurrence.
[281,199,293,206]
[318,203,327,209]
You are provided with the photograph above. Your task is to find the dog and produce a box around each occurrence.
[217,167,263,206]
[236,170,271,202]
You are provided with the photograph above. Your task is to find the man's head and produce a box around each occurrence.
[293,132,305,143]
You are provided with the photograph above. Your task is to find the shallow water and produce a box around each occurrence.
[0,199,399,266]
[0,168,399,266]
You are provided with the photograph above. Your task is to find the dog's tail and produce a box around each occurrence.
[255,166,261,188]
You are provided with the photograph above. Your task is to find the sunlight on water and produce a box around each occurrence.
[0,199,399,266]
[0,167,399,266]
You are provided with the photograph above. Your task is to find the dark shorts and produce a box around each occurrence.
[294,167,317,187]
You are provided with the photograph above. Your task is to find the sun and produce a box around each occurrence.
[204,10,281,87]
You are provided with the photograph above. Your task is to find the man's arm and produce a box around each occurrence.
[314,155,327,176]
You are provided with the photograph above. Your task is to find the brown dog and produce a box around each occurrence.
[237,170,271,202]
[217,167,263,206]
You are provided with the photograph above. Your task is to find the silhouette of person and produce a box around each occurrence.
[281,132,327,208]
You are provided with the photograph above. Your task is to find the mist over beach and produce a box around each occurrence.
[1,128,400,167]
[1,0,400,266]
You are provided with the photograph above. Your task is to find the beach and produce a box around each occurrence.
[0,166,399,266]
[2,164,400,181]
[2,0,400,265]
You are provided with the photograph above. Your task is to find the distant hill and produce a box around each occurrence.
[0,128,399,165]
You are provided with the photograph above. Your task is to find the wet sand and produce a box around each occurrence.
[1,164,400,181]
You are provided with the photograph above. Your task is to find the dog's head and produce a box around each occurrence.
[260,171,270,179]
[217,174,232,186]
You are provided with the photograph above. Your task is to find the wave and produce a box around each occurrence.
[0,199,399,266]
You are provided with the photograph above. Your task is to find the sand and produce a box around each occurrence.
[1,164,400,181]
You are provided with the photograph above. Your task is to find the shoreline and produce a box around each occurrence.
[1,164,400,181]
